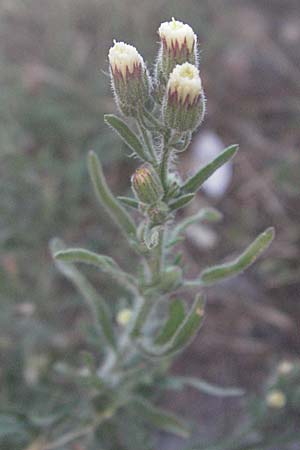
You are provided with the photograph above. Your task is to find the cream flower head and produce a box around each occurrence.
[266,390,286,409]
[108,41,143,79]
[167,62,202,105]
[159,18,196,53]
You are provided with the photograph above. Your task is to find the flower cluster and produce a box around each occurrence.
[108,18,204,131]
[52,17,274,448]
[155,18,198,100]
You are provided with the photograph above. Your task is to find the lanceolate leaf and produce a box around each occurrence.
[117,196,139,209]
[154,299,185,345]
[54,247,137,293]
[50,239,116,350]
[104,114,151,162]
[130,397,190,438]
[139,294,205,359]
[200,227,275,285]
[169,193,195,212]
[182,144,239,194]
[169,376,244,397]
[88,151,136,240]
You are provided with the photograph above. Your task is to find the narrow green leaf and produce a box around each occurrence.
[50,239,116,349]
[131,397,190,438]
[117,195,139,209]
[54,248,116,269]
[139,294,205,359]
[182,144,239,194]
[104,114,151,162]
[170,294,205,354]
[172,376,244,397]
[155,299,185,345]
[88,151,136,240]
[200,227,275,285]
[54,247,137,293]
[169,193,195,212]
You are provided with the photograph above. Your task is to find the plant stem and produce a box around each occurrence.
[137,119,157,163]
[130,227,165,337]
[152,227,165,280]
[130,295,155,337]
[160,140,171,192]
[44,425,94,450]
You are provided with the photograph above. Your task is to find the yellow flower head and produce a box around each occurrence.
[116,308,132,326]
[159,18,196,54]
[109,41,143,80]
[167,62,202,106]
[266,389,286,409]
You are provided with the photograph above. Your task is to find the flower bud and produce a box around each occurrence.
[131,164,163,205]
[155,18,198,100]
[163,63,205,132]
[108,41,151,116]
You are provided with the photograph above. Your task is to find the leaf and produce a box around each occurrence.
[182,144,239,194]
[154,299,185,345]
[104,114,151,162]
[54,248,116,269]
[88,151,136,240]
[50,239,117,350]
[200,227,275,285]
[139,294,205,359]
[130,397,190,438]
[54,247,137,293]
[169,193,195,212]
[170,376,244,397]
[117,196,139,209]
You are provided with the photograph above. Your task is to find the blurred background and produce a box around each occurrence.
[0,0,299,449]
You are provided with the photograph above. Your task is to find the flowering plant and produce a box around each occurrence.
[50,18,274,449]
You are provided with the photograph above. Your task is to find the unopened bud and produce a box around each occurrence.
[109,41,151,116]
[131,164,163,205]
[155,18,198,100]
[163,63,205,132]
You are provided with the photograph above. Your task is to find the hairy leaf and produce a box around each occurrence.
[200,227,275,285]
[130,397,190,438]
[88,151,136,240]
[104,114,151,162]
[50,239,116,349]
[182,144,239,194]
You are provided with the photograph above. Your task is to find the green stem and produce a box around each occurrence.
[130,295,155,337]
[159,140,171,192]
[130,227,165,337]
[137,119,157,163]
[151,227,165,280]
